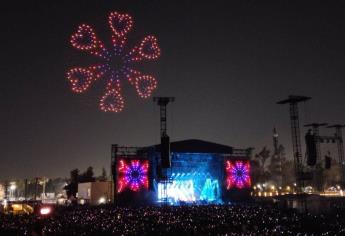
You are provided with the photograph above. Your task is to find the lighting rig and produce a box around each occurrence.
[277,95,312,192]
[153,97,175,205]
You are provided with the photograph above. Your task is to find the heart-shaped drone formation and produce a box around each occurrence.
[67,68,95,93]
[135,75,158,98]
[139,36,161,60]
[70,24,99,51]
[109,12,134,38]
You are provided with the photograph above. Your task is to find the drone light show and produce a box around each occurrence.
[117,159,149,192]
[225,160,251,189]
[67,12,161,112]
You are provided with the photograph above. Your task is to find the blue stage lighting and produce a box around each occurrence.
[200,178,220,202]
[157,174,221,204]
[157,153,223,205]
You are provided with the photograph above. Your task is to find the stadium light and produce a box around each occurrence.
[9,184,16,191]
[40,206,51,215]
[98,197,106,204]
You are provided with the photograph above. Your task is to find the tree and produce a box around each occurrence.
[255,147,271,170]
[64,169,79,198]
[278,145,286,162]
[85,166,94,180]
[65,167,96,198]
[71,169,79,184]
[268,145,287,186]
[250,159,261,184]
[281,160,295,186]
[269,145,286,175]
[46,178,67,194]
[254,147,272,183]
[98,167,108,181]
[80,166,95,183]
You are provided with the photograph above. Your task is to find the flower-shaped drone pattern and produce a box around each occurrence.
[67,12,161,112]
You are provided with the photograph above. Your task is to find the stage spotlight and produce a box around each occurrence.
[40,206,51,216]
[98,197,106,204]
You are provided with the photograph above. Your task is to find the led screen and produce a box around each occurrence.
[225,160,251,189]
[117,159,149,192]
[157,172,221,204]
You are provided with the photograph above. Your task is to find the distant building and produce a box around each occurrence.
[78,181,112,205]
[271,128,283,186]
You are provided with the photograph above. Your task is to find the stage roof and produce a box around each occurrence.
[149,139,233,154]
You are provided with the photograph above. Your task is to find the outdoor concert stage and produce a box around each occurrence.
[111,139,252,205]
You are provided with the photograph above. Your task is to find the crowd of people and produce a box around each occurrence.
[1,204,345,235]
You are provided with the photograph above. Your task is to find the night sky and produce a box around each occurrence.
[1,0,345,179]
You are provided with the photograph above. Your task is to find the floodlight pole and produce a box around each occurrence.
[277,95,311,191]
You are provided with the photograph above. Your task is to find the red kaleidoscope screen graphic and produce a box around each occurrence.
[117,159,149,193]
[225,160,251,189]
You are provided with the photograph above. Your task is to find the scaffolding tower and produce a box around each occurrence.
[277,95,311,191]
[153,97,175,205]
[327,125,345,186]
[304,123,328,191]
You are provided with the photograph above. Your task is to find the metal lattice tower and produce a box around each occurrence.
[327,125,345,185]
[277,95,311,190]
[153,97,175,205]
[153,97,175,137]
